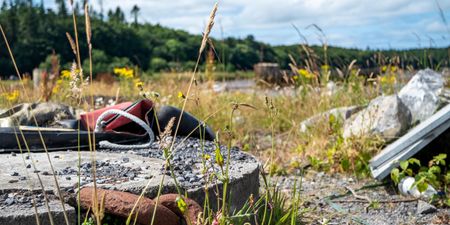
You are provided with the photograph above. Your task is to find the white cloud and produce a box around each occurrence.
[44,0,450,48]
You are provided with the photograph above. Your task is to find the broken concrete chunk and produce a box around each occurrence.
[416,200,437,215]
[399,69,444,123]
[343,95,411,141]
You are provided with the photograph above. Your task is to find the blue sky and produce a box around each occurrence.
[43,0,450,49]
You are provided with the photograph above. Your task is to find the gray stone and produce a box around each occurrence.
[416,200,437,215]
[343,95,411,141]
[399,69,444,123]
[300,106,362,132]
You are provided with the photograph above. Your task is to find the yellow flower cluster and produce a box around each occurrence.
[297,68,315,79]
[114,67,134,79]
[381,65,398,73]
[380,74,396,85]
[60,69,80,79]
[2,90,19,102]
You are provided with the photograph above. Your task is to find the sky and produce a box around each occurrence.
[43,0,450,49]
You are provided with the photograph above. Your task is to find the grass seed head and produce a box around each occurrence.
[199,2,218,54]
[85,4,92,45]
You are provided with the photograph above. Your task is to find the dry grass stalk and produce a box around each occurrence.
[160,117,176,150]
[85,4,92,46]
[66,32,77,55]
[199,2,218,54]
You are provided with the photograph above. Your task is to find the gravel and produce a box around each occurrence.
[106,137,258,189]
[0,191,55,209]
[271,171,450,225]
[56,159,144,185]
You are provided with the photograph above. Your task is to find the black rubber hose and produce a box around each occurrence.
[149,105,215,141]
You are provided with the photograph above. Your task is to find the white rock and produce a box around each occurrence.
[343,95,411,141]
[399,69,444,123]
[299,106,362,133]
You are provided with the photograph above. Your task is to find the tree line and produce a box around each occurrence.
[0,0,448,78]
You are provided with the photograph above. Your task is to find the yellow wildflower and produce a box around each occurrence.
[380,75,396,85]
[135,81,143,88]
[381,65,387,73]
[4,90,19,102]
[292,75,299,80]
[61,70,71,79]
[321,64,330,72]
[298,69,314,79]
[114,67,134,79]
[177,91,185,99]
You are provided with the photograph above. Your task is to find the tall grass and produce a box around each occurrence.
[1,1,448,225]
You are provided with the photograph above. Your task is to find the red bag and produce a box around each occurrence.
[80,99,154,133]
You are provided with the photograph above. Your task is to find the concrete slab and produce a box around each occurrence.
[0,138,260,223]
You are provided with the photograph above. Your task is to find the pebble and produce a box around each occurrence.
[97,179,105,184]
[11,152,16,157]
[19,177,26,181]
[8,180,18,183]
[26,164,31,169]
[4,198,14,206]
[10,172,19,176]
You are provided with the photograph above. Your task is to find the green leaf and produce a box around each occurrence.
[391,168,400,184]
[408,158,421,167]
[275,211,292,225]
[416,181,429,193]
[412,176,428,193]
[429,166,441,175]
[405,168,413,176]
[445,172,450,183]
[432,154,447,166]
[400,161,409,171]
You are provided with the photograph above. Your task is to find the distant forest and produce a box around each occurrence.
[0,0,448,77]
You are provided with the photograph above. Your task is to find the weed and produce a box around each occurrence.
[391,154,450,206]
